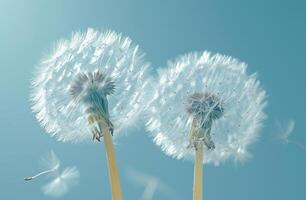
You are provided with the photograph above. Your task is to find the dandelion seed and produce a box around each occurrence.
[146,52,267,200]
[126,168,179,200]
[30,28,151,199]
[277,119,306,151]
[277,119,295,144]
[24,150,60,181]
[24,151,79,197]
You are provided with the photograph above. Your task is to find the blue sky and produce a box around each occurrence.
[0,0,305,199]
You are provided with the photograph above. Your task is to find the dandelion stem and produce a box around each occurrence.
[101,123,123,200]
[193,142,203,200]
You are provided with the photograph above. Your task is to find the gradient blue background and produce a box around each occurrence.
[1,0,305,199]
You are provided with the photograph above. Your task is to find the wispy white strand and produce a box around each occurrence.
[24,150,60,181]
[42,166,80,198]
[277,120,306,151]
[126,168,180,200]
[277,119,295,144]
[24,168,57,181]
[141,180,158,200]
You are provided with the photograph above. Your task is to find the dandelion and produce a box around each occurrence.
[24,150,60,181]
[146,52,267,200]
[24,150,80,197]
[30,28,151,199]
[126,168,179,200]
[277,119,306,151]
[277,119,295,144]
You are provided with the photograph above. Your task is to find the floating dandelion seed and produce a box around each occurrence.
[277,119,295,144]
[42,166,80,198]
[30,28,151,199]
[24,151,79,197]
[277,120,306,151]
[24,150,60,181]
[146,52,267,200]
[126,168,179,200]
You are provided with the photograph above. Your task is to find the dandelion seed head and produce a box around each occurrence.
[69,70,115,104]
[31,28,151,143]
[186,92,224,123]
[146,52,267,165]
[186,92,224,148]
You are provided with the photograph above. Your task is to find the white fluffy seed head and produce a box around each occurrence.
[186,92,224,123]
[145,52,267,165]
[69,70,115,105]
[30,28,152,143]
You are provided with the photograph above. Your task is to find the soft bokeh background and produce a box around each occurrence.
[1,0,305,199]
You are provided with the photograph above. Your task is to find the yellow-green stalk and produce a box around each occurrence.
[193,142,203,200]
[100,121,123,200]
